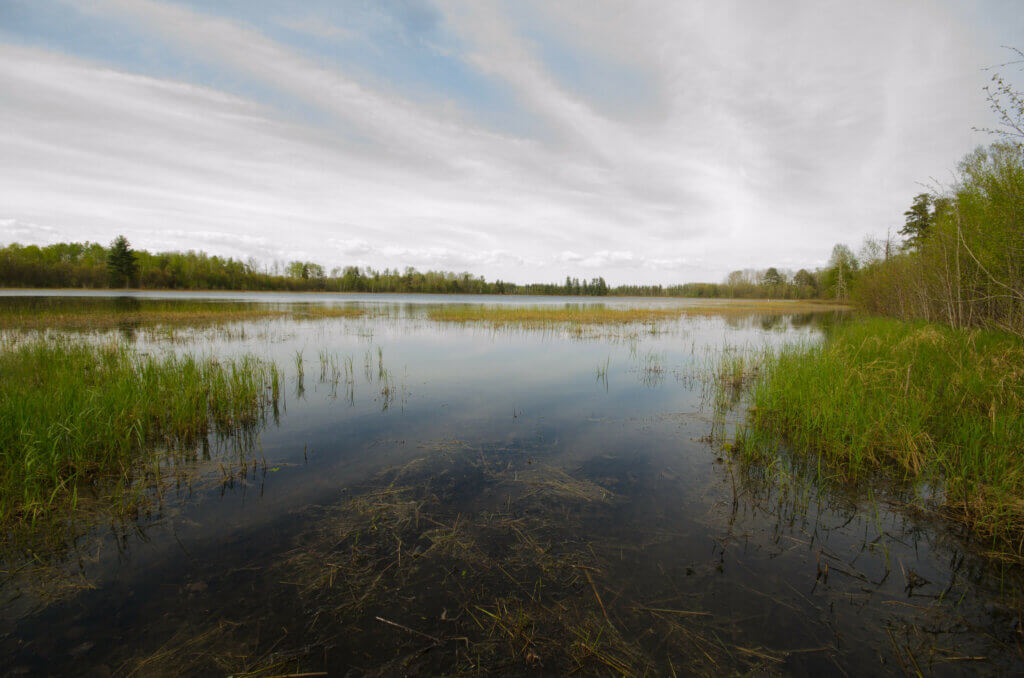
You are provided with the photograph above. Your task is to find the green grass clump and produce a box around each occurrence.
[735,318,1024,551]
[0,338,280,531]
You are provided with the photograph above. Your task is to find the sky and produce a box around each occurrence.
[1,1,1023,284]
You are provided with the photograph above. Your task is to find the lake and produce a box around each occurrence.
[1,293,1021,676]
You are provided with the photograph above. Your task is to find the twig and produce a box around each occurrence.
[375,616,441,644]
[584,570,614,630]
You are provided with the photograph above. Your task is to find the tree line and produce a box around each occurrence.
[0,234,862,299]
[0,227,885,301]
[4,180,1011,304]
[849,142,1024,336]
[841,54,1024,338]
[0,239,618,295]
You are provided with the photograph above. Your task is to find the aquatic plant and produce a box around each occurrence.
[0,337,280,533]
[724,318,1024,555]
[120,443,792,676]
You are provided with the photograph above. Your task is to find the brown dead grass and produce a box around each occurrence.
[427,300,851,327]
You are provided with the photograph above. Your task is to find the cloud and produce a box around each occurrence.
[0,219,64,245]
[325,238,531,271]
[575,250,636,268]
[328,238,375,257]
[0,0,1014,285]
[277,16,357,41]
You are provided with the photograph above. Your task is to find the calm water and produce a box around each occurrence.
[1,294,1021,676]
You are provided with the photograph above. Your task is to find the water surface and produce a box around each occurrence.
[1,294,1020,676]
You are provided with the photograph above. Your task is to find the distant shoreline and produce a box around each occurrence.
[0,286,850,304]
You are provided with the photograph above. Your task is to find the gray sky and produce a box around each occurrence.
[1,0,1022,283]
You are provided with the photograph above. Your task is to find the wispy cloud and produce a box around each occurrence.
[0,0,1015,283]
[277,16,357,42]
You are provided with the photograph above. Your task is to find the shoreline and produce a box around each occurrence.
[0,286,854,307]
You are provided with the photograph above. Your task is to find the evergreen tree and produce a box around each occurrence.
[106,235,137,288]
[900,193,933,249]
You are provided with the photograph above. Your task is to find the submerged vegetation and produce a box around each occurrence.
[91,435,1024,675]
[723,318,1024,555]
[0,338,280,534]
[116,443,803,675]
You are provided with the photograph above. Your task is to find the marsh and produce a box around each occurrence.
[0,292,1020,676]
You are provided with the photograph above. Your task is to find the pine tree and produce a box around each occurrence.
[106,235,137,288]
[899,193,933,249]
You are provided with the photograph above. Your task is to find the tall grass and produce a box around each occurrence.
[0,337,280,530]
[731,318,1024,553]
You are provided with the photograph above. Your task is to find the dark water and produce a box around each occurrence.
[1,295,1021,676]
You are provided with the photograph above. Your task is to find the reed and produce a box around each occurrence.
[0,337,280,531]
[728,318,1024,553]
